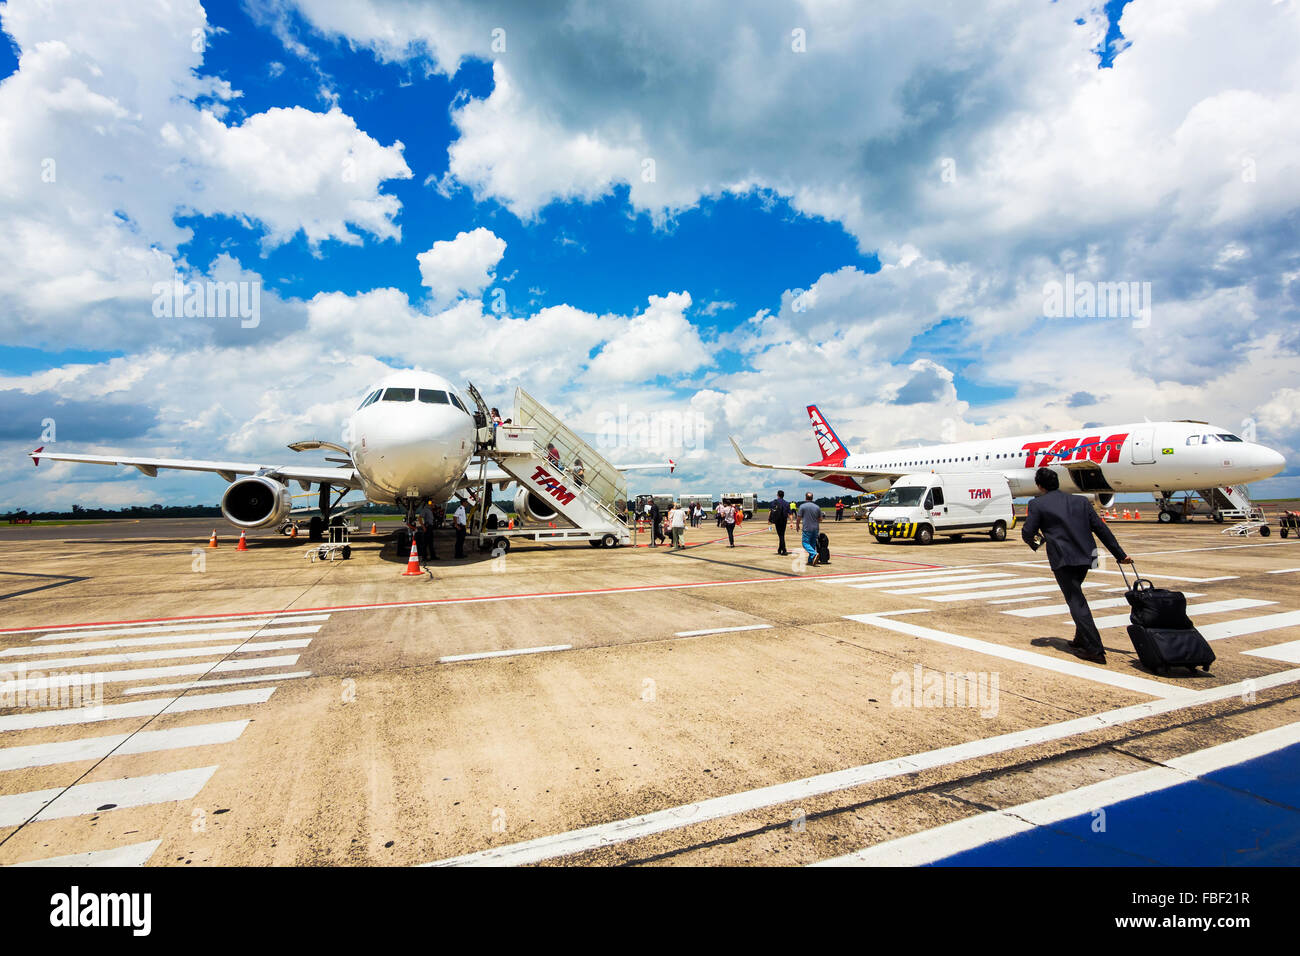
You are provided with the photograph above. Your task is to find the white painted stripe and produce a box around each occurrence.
[10,840,162,867]
[848,572,1018,590]
[845,611,1191,699]
[928,582,1102,602]
[0,687,275,732]
[422,669,1300,867]
[988,596,1050,605]
[815,722,1300,866]
[1242,640,1300,664]
[826,568,964,583]
[124,671,313,695]
[1200,610,1300,642]
[440,645,571,663]
[1087,599,1275,631]
[885,577,1042,595]
[673,625,773,637]
[29,615,330,641]
[3,626,321,656]
[1087,569,1237,584]
[0,655,301,694]
[0,720,249,771]
[3,638,312,670]
[1266,568,1300,575]
[0,766,217,826]
[1004,595,1205,618]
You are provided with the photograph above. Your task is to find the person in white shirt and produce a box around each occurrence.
[669,503,687,550]
[722,503,736,547]
[453,500,468,558]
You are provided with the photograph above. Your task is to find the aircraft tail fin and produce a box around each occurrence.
[806,405,849,466]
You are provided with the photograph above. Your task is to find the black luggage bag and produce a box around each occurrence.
[817,532,831,565]
[1121,562,1214,673]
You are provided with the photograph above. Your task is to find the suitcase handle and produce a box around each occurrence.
[1118,560,1154,592]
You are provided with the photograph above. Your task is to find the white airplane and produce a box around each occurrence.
[28,370,670,541]
[730,404,1286,516]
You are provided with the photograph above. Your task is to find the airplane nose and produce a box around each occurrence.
[1260,446,1287,476]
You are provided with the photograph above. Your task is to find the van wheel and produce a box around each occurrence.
[875,535,891,545]
[989,521,1007,542]
[916,525,933,545]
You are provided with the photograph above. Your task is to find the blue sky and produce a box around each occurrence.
[1,0,1296,509]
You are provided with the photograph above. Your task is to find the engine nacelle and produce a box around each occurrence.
[513,487,558,523]
[222,476,293,529]
[1096,492,1115,509]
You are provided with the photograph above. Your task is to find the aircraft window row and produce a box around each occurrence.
[381,387,416,402]
[419,389,450,405]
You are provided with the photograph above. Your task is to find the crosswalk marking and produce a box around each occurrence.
[884,576,1041,596]
[927,582,1103,602]
[1243,640,1300,663]
[30,615,330,641]
[1200,610,1300,642]
[1086,599,1275,631]
[848,572,1019,590]
[124,671,313,695]
[0,721,250,772]
[1002,595,1204,618]
[9,840,162,867]
[0,766,217,827]
[2,625,321,656]
[0,687,275,732]
[2,639,312,671]
[1,655,302,695]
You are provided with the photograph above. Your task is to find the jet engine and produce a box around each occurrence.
[221,475,293,529]
[1096,492,1116,509]
[513,487,558,523]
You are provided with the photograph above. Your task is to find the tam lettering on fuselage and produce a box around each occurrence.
[1022,433,1128,468]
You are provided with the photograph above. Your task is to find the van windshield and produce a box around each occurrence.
[879,486,925,508]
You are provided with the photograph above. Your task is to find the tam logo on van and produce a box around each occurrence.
[968,488,992,500]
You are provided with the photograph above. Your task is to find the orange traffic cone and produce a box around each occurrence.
[208,530,218,549]
[507,518,514,530]
[289,523,298,539]
[1121,509,1130,520]
[236,530,248,551]
[401,540,422,576]
[370,522,377,535]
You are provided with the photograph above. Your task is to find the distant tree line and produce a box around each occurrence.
[3,501,407,520]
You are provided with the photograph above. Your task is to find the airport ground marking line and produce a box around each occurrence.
[124,671,314,695]
[0,720,250,772]
[0,654,302,695]
[0,687,275,732]
[845,611,1194,699]
[424,668,1300,867]
[8,839,162,867]
[1267,568,1300,575]
[927,582,1104,602]
[1243,641,1300,664]
[1085,599,1277,631]
[26,616,331,641]
[988,596,1050,605]
[673,625,774,637]
[1006,593,1207,617]
[813,721,1300,866]
[2,638,313,670]
[439,645,572,663]
[884,577,1046,596]
[848,573,1023,591]
[5,626,321,656]
[1199,610,1300,642]
[0,766,218,827]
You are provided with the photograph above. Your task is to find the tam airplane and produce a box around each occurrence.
[29,370,669,540]
[730,405,1286,512]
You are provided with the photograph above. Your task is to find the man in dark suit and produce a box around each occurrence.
[1022,467,1132,664]
[768,490,791,555]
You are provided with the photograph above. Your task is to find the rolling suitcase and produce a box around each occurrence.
[1120,562,1214,673]
[817,532,831,565]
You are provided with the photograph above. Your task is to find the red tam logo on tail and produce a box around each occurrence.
[806,405,849,466]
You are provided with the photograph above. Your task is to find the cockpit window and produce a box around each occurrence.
[1186,435,1200,445]
[1217,433,1243,442]
[381,387,416,402]
[357,390,382,410]
[448,393,468,412]
[418,388,450,404]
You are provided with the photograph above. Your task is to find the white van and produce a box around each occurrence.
[720,491,756,519]
[868,473,1013,545]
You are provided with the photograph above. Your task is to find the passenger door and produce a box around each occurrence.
[1130,428,1156,465]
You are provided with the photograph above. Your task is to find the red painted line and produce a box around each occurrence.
[0,561,943,635]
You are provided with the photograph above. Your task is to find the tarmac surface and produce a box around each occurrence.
[1,506,1298,866]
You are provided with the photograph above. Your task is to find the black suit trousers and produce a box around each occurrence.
[1054,565,1103,653]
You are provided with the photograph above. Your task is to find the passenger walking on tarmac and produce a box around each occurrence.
[798,493,822,565]
[715,502,724,527]
[1021,467,1131,664]
[769,490,791,555]
[453,499,468,558]
[722,502,737,547]
[418,499,439,562]
[693,504,703,528]
[649,500,663,547]
[835,499,845,521]
[669,502,686,550]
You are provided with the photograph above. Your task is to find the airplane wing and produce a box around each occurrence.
[29,448,361,489]
[615,459,676,474]
[729,437,907,484]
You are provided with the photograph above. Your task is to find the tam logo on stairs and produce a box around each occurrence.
[529,465,577,506]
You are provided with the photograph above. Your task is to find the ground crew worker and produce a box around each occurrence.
[835,499,845,521]
[418,499,439,562]
[453,500,468,558]
[769,490,791,555]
